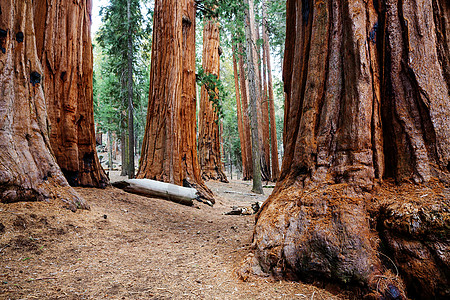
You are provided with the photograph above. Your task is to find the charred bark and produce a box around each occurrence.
[0,0,88,211]
[244,1,450,299]
[34,0,108,188]
[198,18,228,183]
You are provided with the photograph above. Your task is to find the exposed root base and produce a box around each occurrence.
[1,177,89,212]
[247,180,449,299]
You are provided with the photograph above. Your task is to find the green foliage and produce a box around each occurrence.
[196,66,228,121]
[94,0,152,149]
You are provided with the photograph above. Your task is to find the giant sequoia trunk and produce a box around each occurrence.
[34,0,108,188]
[198,18,228,183]
[138,0,213,202]
[245,1,450,299]
[138,0,183,184]
[0,0,88,211]
[180,0,214,201]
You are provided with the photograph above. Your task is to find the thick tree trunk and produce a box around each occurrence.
[180,0,214,202]
[262,1,280,181]
[127,0,135,179]
[244,1,450,299]
[0,0,88,211]
[244,0,263,194]
[34,0,108,188]
[137,0,183,184]
[232,44,249,181]
[238,45,253,180]
[138,0,214,202]
[198,18,228,183]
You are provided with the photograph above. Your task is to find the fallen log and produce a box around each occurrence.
[112,179,197,206]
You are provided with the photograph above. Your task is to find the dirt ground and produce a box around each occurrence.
[0,175,347,299]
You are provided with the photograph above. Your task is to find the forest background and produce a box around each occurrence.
[92,0,286,179]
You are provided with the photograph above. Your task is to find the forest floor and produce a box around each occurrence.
[0,173,348,299]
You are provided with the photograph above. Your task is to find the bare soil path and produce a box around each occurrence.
[1,176,346,299]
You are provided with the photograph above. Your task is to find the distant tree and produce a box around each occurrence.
[198,17,229,183]
[97,0,144,177]
[244,0,263,194]
[262,0,279,181]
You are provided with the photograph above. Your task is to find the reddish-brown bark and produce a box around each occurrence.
[34,0,108,188]
[246,0,450,298]
[0,0,88,211]
[238,45,253,180]
[138,0,213,201]
[137,0,183,184]
[180,0,214,201]
[232,44,249,180]
[198,19,228,183]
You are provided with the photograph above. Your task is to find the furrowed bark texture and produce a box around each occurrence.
[198,18,228,183]
[0,0,88,211]
[262,1,280,181]
[180,0,214,201]
[34,0,109,188]
[232,44,249,181]
[138,0,213,201]
[244,0,263,194]
[249,0,450,299]
[137,0,183,184]
[238,44,253,180]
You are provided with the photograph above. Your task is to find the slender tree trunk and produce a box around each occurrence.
[262,1,280,181]
[127,0,135,179]
[244,0,263,194]
[180,0,214,201]
[238,45,253,180]
[243,1,450,299]
[232,44,249,181]
[198,18,228,183]
[255,12,271,182]
[120,125,128,176]
[34,0,108,188]
[260,22,271,182]
[107,131,113,169]
[0,0,88,211]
